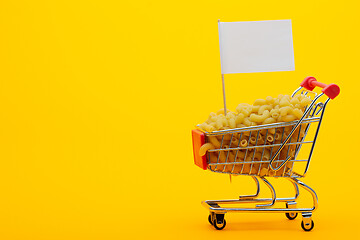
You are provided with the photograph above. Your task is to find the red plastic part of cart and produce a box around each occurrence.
[300,76,340,99]
[192,129,208,170]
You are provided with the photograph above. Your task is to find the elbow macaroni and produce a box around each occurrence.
[199,143,215,156]
[250,110,270,123]
[200,94,311,132]
[197,93,312,176]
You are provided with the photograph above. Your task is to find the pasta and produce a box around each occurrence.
[280,106,292,116]
[199,143,215,156]
[266,134,274,143]
[263,117,276,124]
[198,93,312,177]
[259,105,272,115]
[208,136,221,148]
[240,139,248,147]
[249,110,271,123]
[253,99,267,106]
[292,108,303,119]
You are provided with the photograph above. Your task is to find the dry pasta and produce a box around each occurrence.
[198,93,312,177]
[199,143,215,156]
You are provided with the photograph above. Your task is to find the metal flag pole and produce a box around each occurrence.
[218,19,227,116]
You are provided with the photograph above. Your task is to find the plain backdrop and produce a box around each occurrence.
[0,1,358,239]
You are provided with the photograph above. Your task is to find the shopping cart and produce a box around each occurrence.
[192,77,340,231]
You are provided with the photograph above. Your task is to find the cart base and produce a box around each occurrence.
[203,177,318,231]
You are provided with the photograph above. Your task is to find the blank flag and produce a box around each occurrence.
[218,20,295,74]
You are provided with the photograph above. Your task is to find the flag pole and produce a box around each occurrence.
[218,19,227,116]
[221,73,227,116]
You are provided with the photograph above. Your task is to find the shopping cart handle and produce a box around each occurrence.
[300,77,340,99]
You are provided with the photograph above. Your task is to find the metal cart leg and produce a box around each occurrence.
[239,176,260,199]
[289,177,318,231]
[256,177,276,208]
[288,178,300,200]
[289,178,318,211]
[285,179,300,220]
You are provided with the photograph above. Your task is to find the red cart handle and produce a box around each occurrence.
[300,76,340,99]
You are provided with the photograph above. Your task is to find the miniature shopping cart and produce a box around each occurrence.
[192,77,340,231]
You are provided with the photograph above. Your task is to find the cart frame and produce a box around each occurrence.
[194,77,340,231]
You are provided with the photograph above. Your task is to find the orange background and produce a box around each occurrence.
[0,0,358,239]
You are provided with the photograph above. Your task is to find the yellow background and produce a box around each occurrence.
[0,0,358,239]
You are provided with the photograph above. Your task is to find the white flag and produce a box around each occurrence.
[218,20,295,74]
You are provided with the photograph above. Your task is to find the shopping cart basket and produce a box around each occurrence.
[192,77,340,231]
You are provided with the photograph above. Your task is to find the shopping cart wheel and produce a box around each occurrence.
[301,220,314,231]
[285,201,298,220]
[208,214,213,225]
[213,214,226,230]
[285,212,298,220]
